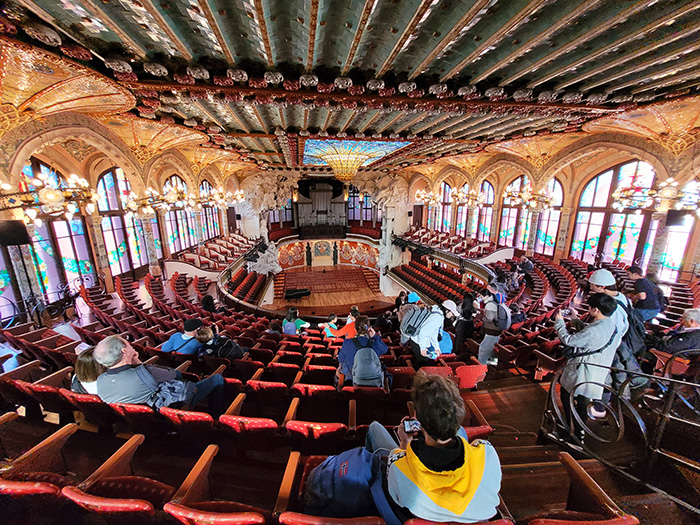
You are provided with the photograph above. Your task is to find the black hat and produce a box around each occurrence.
[184,319,203,332]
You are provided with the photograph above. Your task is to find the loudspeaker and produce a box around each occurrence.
[666,209,690,227]
[407,211,413,217]
[235,214,242,220]
[0,220,31,246]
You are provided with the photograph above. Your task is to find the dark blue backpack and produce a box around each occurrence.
[283,321,298,335]
[304,446,400,525]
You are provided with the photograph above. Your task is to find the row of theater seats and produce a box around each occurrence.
[222,267,268,304]
[0,411,640,525]
[401,228,496,257]
[182,234,256,271]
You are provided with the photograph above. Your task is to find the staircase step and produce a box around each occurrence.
[618,493,695,525]
[496,444,562,465]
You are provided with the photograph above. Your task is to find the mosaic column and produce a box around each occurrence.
[450,205,459,235]
[139,214,162,277]
[466,207,478,239]
[84,212,114,293]
[219,207,228,237]
[554,207,575,262]
[156,210,171,259]
[491,204,501,244]
[193,211,204,245]
[647,213,669,274]
[526,210,541,255]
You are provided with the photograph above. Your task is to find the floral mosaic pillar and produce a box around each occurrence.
[156,210,171,259]
[84,212,114,293]
[193,211,203,245]
[526,211,540,255]
[139,214,162,277]
[466,208,477,239]
[490,204,501,244]
[219,208,228,237]
[7,242,41,300]
[647,213,668,273]
[554,207,574,262]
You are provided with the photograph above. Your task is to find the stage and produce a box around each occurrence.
[269,265,394,317]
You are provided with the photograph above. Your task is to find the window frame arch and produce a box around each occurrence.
[475,180,495,241]
[534,178,564,256]
[498,174,531,249]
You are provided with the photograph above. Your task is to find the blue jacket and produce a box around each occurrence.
[337,335,388,378]
[162,333,203,355]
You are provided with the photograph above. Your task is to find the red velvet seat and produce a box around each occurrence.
[267,362,301,387]
[160,407,216,441]
[279,513,384,524]
[300,365,336,386]
[305,353,336,366]
[231,359,265,383]
[59,389,123,432]
[455,364,488,389]
[285,420,348,453]
[387,367,416,390]
[111,402,171,435]
[276,350,306,366]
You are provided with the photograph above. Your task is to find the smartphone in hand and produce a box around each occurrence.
[403,419,421,433]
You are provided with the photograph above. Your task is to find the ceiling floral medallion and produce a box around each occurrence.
[486,133,586,169]
[59,138,97,162]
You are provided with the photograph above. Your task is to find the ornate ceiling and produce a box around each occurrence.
[1,0,700,177]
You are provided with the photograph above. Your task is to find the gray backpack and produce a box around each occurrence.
[351,339,384,388]
[400,306,431,343]
[494,302,512,332]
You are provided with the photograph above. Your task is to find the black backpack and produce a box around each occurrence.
[202,335,246,361]
[655,285,668,313]
[618,299,646,357]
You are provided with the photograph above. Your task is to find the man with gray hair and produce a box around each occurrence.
[94,336,225,417]
[663,308,700,354]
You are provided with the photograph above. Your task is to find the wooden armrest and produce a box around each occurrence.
[224,393,246,416]
[337,371,345,391]
[292,370,303,386]
[0,411,19,426]
[282,397,300,427]
[172,444,219,504]
[143,356,159,365]
[56,341,81,353]
[469,356,481,366]
[273,451,301,517]
[407,400,416,418]
[34,367,73,387]
[467,400,490,427]
[175,361,191,372]
[559,452,622,517]
[80,434,145,489]
[0,354,11,367]
[348,398,357,431]
[0,360,41,381]
[4,322,35,336]
[208,364,227,376]
[7,423,79,476]
[250,368,264,382]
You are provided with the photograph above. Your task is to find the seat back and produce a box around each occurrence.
[455,364,488,389]
[159,407,215,440]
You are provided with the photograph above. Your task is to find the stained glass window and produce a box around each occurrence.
[437,182,452,233]
[659,213,695,281]
[52,219,94,292]
[348,186,361,221]
[164,175,197,253]
[199,180,220,241]
[534,178,564,256]
[0,252,18,324]
[476,181,495,241]
[499,175,531,248]
[456,184,468,237]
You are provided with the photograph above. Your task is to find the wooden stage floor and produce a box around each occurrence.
[270,265,394,318]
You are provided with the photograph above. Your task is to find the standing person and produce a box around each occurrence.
[407,301,457,368]
[336,315,388,387]
[627,266,661,322]
[283,307,310,335]
[554,293,622,444]
[162,319,205,355]
[374,310,394,334]
[454,293,478,357]
[394,291,408,313]
[477,285,510,366]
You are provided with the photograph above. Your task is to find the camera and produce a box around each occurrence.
[560,308,573,317]
[403,419,421,433]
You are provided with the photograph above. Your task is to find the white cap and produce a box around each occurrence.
[589,269,616,287]
[442,299,460,317]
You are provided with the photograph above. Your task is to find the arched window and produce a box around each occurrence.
[436,182,452,233]
[455,184,469,237]
[656,179,698,281]
[97,167,161,277]
[270,198,293,225]
[17,158,95,303]
[476,180,495,241]
[571,161,657,267]
[348,185,361,221]
[199,180,221,241]
[162,175,197,254]
[499,175,531,249]
[534,178,564,256]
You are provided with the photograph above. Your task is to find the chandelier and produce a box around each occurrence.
[0,173,99,228]
[454,188,486,208]
[505,183,553,211]
[415,189,440,206]
[612,177,700,214]
[314,143,381,181]
[123,186,233,217]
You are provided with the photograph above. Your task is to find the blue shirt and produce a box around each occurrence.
[337,335,388,378]
[161,333,203,355]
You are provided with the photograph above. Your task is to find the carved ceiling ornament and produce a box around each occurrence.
[0,103,35,139]
[584,96,700,157]
[485,133,587,170]
[56,138,98,162]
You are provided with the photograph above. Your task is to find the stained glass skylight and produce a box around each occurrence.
[303,140,408,167]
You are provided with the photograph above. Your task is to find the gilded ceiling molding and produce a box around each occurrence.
[341,0,377,74]
[198,164,225,190]
[306,0,320,71]
[1,112,142,188]
[253,0,275,68]
[474,154,535,188]
[144,150,197,192]
[432,166,467,191]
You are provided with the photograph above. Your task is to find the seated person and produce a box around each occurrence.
[201,294,228,315]
[283,307,310,335]
[309,372,502,523]
[336,315,388,387]
[374,310,394,333]
[322,313,339,338]
[319,311,357,339]
[93,335,225,417]
[71,348,106,395]
[162,319,204,355]
[266,321,282,334]
[510,303,526,324]
[662,308,700,354]
[196,325,248,361]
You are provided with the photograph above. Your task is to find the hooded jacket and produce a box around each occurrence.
[386,436,501,523]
